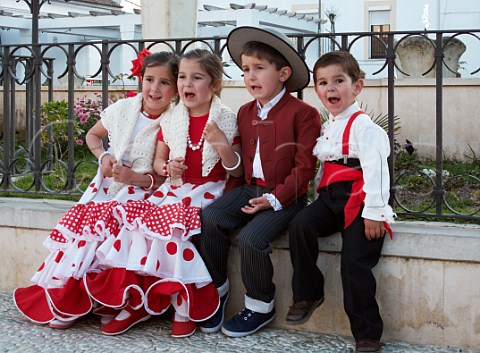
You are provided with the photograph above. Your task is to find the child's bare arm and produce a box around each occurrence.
[153,141,170,176]
[153,140,186,179]
[86,120,116,177]
[204,121,243,177]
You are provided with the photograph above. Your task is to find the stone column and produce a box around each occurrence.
[140,0,198,40]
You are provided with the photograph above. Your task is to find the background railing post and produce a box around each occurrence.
[67,44,76,191]
[296,35,306,100]
[386,32,396,206]
[2,47,12,190]
[434,32,445,215]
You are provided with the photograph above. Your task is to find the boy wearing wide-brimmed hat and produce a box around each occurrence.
[197,26,321,337]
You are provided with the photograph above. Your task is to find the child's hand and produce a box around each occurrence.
[168,157,187,179]
[101,155,116,178]
[204,121,228,149]
[364,219,386,241]
[112,163,134,184]
[241,196,272,214]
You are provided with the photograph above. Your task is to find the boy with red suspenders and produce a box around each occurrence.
[286,51,395,353]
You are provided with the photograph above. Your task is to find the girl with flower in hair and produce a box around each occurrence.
[84,49,241,338]
[14,50,180,329]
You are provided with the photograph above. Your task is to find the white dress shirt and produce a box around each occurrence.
[313,101,395,222]
[253,88,286,211]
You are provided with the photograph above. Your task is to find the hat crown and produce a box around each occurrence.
[226,26,310,92]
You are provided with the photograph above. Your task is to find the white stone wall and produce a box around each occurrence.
[1,197,479,349]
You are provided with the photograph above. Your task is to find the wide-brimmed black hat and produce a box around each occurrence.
[227,26,310,92]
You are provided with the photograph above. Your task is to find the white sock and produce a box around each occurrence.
[174,312,189,322]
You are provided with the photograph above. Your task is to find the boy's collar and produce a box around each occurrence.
[330,101,361,121]
[257,88,286,110]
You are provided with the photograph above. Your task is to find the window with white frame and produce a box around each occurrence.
[369,10,390,59]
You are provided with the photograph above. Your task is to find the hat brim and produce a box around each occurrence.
[227,26,310,92]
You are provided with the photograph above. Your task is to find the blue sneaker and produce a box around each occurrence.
[221,308,275,337]
[199,292,229,333]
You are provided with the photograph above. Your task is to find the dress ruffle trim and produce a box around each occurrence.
[32,238,100,288]
[113,200,201,241]
[83,268,219,321]
[52,201,121,244]
[84,268,155,309]
[95,229,212,283]
[13,278,92,324]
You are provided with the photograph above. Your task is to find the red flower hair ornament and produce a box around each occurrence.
[130,48,152,81]
[125,90,138,98]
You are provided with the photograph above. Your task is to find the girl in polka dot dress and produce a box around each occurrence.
[84,49,241,338]
[13,51,180,329]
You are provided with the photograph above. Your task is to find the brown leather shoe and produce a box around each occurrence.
[285,297,324,325]
[355,339,381,353]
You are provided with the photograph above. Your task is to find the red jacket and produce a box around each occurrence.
[237,92,321,207]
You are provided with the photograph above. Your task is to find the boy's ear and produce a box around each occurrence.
[354,79,364,96]
[279,66,292,83]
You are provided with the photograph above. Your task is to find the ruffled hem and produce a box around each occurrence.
[83,268,155,309]
[95,230,212,284]
[145,278,219,321]
[13,278,92,323]
[32,237,101,288]
[83,268,219,321]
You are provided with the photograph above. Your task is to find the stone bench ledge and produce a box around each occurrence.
[1,197,479,263]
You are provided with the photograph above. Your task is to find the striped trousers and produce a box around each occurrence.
[197,184,308,304]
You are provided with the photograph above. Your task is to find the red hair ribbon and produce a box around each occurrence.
[130,48,152,81]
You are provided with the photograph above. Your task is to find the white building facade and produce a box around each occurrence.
[1,0,479,81]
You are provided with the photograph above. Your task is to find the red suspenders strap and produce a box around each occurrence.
[341,110,365,161]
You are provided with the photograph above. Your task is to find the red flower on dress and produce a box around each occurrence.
[130,48,152,81]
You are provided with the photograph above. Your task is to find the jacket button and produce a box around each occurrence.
[252,120,258,126]
[250,138,255,145]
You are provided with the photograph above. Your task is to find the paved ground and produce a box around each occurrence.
[1,292,477,353]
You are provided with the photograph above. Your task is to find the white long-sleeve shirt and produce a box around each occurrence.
[313,102,395,223]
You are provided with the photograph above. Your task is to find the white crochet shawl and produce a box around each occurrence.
[160,95,237,184]
[101,93,164,196]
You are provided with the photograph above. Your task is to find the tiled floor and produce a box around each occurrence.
[2,292,477,353]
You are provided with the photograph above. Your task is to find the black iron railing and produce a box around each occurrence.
[1,29,480,221]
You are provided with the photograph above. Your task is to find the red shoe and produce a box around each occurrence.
[49,318,77,329]
[102,306,151,336]
[172,319,196,338]
[93,305,120,326]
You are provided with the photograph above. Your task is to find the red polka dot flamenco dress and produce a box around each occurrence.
[13,160,153,325]
[84,114,234,324]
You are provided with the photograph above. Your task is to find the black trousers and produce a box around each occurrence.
[289,181,384,340]
[197,184,308,304]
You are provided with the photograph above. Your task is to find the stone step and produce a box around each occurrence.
[0,292,474,353]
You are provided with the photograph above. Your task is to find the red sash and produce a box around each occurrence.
[318,111,393,238]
